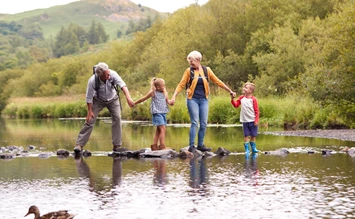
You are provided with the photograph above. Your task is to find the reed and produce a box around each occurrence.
[2,94,350,128]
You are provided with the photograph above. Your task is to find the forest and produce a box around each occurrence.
[0,0,354,128]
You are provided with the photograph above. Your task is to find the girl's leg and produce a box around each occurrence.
[153,127,160,145]
[157,125,167,150]
[157,125,166,145]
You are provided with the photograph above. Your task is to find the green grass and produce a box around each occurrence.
[3,93,351,129]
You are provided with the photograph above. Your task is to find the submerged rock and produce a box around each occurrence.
[321,149,335,155]
[341,147,355,157]
[28,145,36,150]
[347,147,355,156]
[38,153,52,159]
[0,154,14,160]
[82,150,92,157]
[57,149,70,157]
[140,149,179,158]
[215,147,230,156]
[108,147,131,157]
[178,150,194,158]
[264,148,290,155]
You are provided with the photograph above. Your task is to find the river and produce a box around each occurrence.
[1,118,354,218]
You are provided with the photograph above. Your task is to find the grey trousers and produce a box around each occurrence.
[76,97,122,147]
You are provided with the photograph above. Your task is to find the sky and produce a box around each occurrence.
[0,0,209,14]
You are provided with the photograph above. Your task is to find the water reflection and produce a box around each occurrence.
[74,156,123,190]
[112,157,123,187]
[189,157,209,189]
[244,153,259,186]
[74,156,95,191]
[152,159,168,187]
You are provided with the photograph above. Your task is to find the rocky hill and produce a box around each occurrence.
[0,0,166,39]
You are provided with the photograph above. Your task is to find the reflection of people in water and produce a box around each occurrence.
[244,153,259,186]
[153,159,168,186]
[112,157,123,187]
[74,155,95,191]
[74,155,123,190]
[189,157,208,188]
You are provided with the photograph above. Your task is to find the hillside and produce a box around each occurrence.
[0,0,167,39]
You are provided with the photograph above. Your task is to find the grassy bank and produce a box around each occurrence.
[2,94,350,129]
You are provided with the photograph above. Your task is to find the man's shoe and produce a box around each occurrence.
[73,145,83,154]
[113,145,121,152]
[196,145,212,152]
[188,146,197,153]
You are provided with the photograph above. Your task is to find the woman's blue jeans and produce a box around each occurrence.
[187,98,209,147]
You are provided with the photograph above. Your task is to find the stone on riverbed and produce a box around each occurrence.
[0,154,14,160]
[108,147,210,159]
[341,147,355,157]
[140,149,179,158]
[264,148,290,155]
[321,149,335,155]
[38,153,53,159]
[109,148,180,158]
[215,147,230,156]
[57,149,70,157]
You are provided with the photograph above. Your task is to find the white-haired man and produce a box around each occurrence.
[74,62,135,153]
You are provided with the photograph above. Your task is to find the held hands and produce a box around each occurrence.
[230,91,236,99]
[169,96,176,106]
[167,99,174,106]
[127,97,135,108]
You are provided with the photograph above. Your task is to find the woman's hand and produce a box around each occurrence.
[170,95,176,105]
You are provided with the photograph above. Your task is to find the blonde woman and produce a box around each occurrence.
[171,51,236,152]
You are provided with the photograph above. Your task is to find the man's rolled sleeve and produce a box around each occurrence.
[86,76,95,103]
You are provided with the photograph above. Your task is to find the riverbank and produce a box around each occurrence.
[4,95,354,129]
[263,129,355,142]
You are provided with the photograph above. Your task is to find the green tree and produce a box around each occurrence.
[97,22,109,43]
[252,22,306,96]
[300,2,355,106]
[88,20,100,44]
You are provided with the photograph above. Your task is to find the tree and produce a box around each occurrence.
[252,22,306,96]
[97,22,109,43]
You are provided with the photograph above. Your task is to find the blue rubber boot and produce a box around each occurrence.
[250,142,259,153]
[244,142,250,154]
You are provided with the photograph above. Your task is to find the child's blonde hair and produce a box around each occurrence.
[244,82,255,92]
[152,78,165,88]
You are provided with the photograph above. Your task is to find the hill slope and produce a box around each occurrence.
[0,0,166,39]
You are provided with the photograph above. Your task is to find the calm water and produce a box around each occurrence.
[1,118,355,219]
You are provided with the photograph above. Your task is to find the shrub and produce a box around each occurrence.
[168,100,189,123]
[209,97,237,124]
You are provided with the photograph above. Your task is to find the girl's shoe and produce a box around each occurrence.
[151,144,158,151]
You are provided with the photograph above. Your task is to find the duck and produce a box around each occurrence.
[25,205,75,219]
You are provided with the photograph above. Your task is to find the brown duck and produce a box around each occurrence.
[25,205,75,219]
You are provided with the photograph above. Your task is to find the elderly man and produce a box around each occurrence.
[74,62,135,153]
